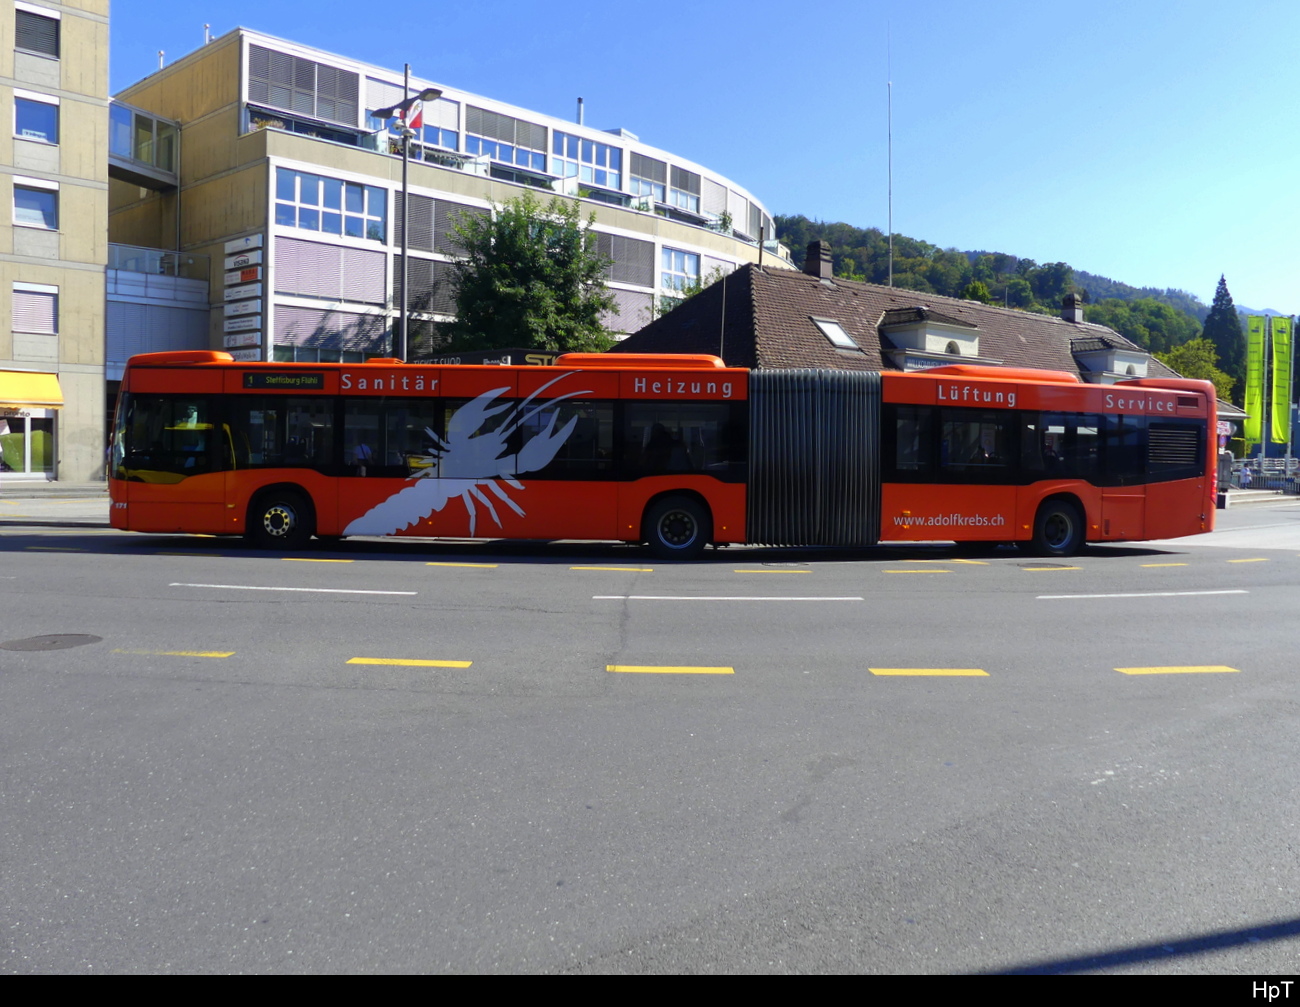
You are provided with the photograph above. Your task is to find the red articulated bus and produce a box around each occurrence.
[109,350,1216,558]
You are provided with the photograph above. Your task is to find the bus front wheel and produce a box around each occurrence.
[250,492,313,550]
[1031,500,1083,557]
[645,496,711,561]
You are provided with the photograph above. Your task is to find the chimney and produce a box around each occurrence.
[1061,293,1085,323]
[804,241,834,280]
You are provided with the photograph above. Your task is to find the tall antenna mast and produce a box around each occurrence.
[887,24,893,288]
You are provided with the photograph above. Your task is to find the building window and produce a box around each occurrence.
[670,166,701,214]
[661,247,700,292]
[15,7,59,58]
[551,132,622,190]
[812,317,860,351]
[275,168,386,242]
[0,413,55,476]
[247,44,360,128]
[13,283,58,333]
[368,111,458,154]
[596,233,654,287]
[13,182,57,229]
[630,153,666,203]
[464,105,546,172]
[14,94,57,143]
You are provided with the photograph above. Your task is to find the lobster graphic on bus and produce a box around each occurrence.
[343,372,590,537]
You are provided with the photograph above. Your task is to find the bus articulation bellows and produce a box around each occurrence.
[109,351,1216,558]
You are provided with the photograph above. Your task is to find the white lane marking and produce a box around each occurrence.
[594,595,864,602]
[1037,589,1248,600]
[170,582,416,596]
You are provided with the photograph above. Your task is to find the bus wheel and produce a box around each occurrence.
[645,496,711,560]
[1032,500,1083,557]
[250,492,313,550]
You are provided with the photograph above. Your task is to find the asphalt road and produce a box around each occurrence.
[3,505,1300,975]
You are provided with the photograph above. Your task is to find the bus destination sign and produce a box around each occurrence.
[243,372,326,390]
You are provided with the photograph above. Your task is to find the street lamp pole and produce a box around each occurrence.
[372,70,443,362]
[398,64,411,361]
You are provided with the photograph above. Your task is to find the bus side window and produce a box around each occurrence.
[939,409,1011,478]
[894,406,932,475]
[346,398,442,477]
[230,397,333,473]
[1105,415,1144,485]
[623,401,743,480]
[514,400,613,479]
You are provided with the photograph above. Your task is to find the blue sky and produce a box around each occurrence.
[111,0,1298,315]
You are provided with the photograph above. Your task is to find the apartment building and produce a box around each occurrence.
[2,0,107,481]
[110,28,788,367]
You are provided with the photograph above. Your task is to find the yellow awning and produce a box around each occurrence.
[0,370,63,409]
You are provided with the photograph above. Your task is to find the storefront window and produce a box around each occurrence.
[0,413,55,476]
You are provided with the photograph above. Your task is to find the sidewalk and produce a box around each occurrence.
[0,480,110,526]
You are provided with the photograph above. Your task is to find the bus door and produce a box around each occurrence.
[1099,415,1145,541]
[115,393,228,533]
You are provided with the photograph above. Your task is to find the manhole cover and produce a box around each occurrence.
[0,634,103,652]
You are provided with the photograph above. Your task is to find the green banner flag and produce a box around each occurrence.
[1271,316,1293,443]
[1244,315,1266,445]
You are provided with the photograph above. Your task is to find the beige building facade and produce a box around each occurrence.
[110,29,788,366]
[1,0,107,481]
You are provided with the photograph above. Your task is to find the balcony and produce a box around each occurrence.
[108,243,208,280]
[109,100,180,190]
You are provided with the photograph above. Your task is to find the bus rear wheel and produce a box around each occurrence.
[250,491,313,550]
[645,495,711,561]
[1032,500,1083,557]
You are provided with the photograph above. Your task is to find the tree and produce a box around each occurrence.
[1201,275,1244,399]
[1084,297,1200,354]
[1027,261,1075,307]
[1156,338,1235,401]
[960,280,995,304]
[443,192,617,353]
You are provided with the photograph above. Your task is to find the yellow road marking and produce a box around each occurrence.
[606,665,734,675]
[1141,562,1187,567]
[1022,566,1081,571]
[283,557,353,563]
[426,561,499,568]
[733,569,809,574]
[948,559,989,565]
[1228,558,1268,564]
[348,657,472,668]
[1115,665,1239,675]
[870,668,988,677]
[571,566,653,572]
[113,649,234,658]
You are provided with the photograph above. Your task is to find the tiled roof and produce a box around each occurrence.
[614,264,1171,380]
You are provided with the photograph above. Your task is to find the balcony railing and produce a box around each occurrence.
[108,243,209,280]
